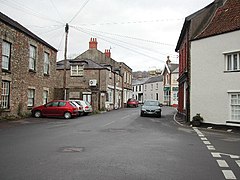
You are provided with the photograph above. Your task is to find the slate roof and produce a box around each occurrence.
[144,76,163,84]
[132,78,149,86]
[56,58,107,70]
[196,0,240,39]
[0,12,57,52]
[168,64,179,73]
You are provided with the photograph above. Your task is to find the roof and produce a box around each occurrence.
[168,63,179,73]
[56,58,107,70]
[195,0,240,40]
[132,78,149,86]
[0,12,57,52]
[175,0,225,51]
[144,76,163,84]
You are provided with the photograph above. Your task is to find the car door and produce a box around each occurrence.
[42,101,59,116]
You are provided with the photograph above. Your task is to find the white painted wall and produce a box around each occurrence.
[144,82,164,103]
[191,30,240,125]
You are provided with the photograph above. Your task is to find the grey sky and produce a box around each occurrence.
[0,0,212,71]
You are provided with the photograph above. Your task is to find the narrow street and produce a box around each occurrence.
[0,107,239,180]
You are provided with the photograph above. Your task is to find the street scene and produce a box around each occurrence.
[0,107,239,180]
[1,0,240,179]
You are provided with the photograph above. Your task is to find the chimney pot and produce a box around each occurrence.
[89,37,98,49]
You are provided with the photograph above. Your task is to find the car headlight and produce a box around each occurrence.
[141,109,146,111]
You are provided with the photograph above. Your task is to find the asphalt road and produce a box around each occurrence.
[0,107,239,180]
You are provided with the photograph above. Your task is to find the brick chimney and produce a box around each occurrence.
[89,38,98,49]
[105,49,111,58]
[166,56,171,65]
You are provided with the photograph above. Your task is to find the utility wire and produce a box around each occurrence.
[78,18,183,26]
[37,25,64,35]
[0,0,63,25]
[68,0,91,23]
[72,26,168,63]
[72,25,174,46]
[50,0,65,23]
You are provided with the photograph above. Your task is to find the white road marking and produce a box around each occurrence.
[102,121,115,127]
[222,170,236,179]
[121,115,130,119]
[207,145,216,150]
[203,141,211,145]
[217,160,229,167]
[212,152,222,158]
[236,160,240,167]
[201,137,208,140]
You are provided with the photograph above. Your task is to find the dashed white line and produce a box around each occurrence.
[201,137,208,140]
[217,160,229,167]
[222,170,236,180]
[236,160,240,167]
[212,152,222,158]
[207,145,216,151]
[203,141,211,145]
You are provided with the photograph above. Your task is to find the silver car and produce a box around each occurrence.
[140,100,162,118]
[70,100,93,116]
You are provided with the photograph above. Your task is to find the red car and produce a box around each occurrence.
[31,100,79,119]
[127,98,139,107]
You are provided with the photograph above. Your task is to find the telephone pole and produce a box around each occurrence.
[63,23,69,100]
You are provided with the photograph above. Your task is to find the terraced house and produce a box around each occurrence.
[0,12,57,118]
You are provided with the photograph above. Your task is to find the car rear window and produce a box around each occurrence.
[69,102,77,107]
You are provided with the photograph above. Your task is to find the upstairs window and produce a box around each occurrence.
[2,41,11,71]
[44,52,50,75]
[226,52,240,71]
[29,45,37,71]
[71,65,84,76]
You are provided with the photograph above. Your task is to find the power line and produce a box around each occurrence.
[77,18,184,26]
[72,26,169,64]
[68,0,91,23]
[71,25,175,46]
[0,0,64,25]
[50,0,65,23]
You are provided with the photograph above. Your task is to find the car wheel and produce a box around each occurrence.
[158,113,161,118]
[140,112,144,117]
[64,112,72,119]
[34,111,41,118]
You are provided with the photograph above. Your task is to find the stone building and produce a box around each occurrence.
[0,12,57,117]
[56,58,122,111]
[73,38,132,107]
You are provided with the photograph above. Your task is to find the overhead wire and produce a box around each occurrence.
[72,26,168,64]
[0,0,64,25]
[50,0,65,23]
[71,25,175,46]
[68,0,91,23]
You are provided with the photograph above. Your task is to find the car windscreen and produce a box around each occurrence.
[144,101,159,106]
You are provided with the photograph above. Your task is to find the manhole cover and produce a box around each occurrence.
[59,146,85,153]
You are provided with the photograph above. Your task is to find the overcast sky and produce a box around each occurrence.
[0,0,212,71]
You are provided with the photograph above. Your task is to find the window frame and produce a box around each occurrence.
[229,93,240,121]
[1,81,10,109]
[44,52,50,75]
[2,41,11,71]
[43,90,48,105]
[27,89,35,107]
[29,45,37,71]
[225,52,240,72]
[70,65,84,76]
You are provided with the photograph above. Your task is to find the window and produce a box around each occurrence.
[46,101,58,107]
[151,84,153,91]
[226,52,240,71]
[44,52,50,75]
[28,89,35,107]
[230,93,240,120]
[156,93,159,101]
[43,90,48,104]
[106,89,113,103]
[1,81,10,109]
[2,41,11,71]
[71,65,84,76]
[156,83,158,90]
[29,45,36,71]
[139,85,141,91]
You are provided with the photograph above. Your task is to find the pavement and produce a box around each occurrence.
[174,111,240,134]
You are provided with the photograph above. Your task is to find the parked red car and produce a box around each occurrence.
[31,100,78,119]
[127,98,139,107]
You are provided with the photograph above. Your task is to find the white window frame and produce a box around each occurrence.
[29,45,37,71]
[225,52,240,71]
[1,81,10,109]
[44,52,50,75]
[229,93,240,121]
[2,41,11,71]
[70,65,84,76]
[28,89,35,107]
[43,90,48,105]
